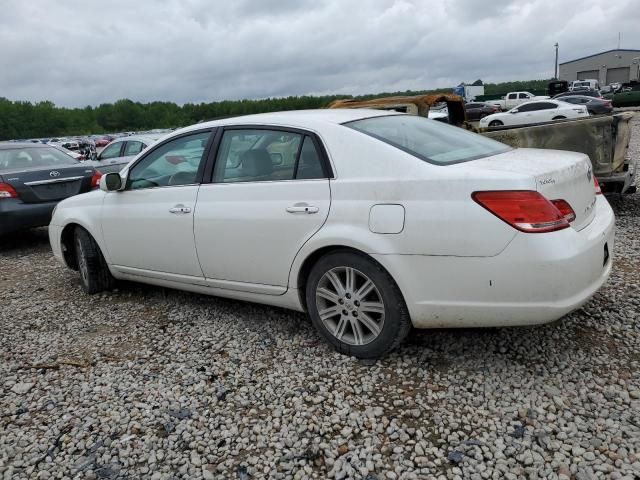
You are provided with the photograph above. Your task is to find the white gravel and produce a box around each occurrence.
[1,115,639,479]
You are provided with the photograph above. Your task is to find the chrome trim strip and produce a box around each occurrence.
[24,176,85,186]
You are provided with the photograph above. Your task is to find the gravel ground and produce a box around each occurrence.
[1,116,639,480]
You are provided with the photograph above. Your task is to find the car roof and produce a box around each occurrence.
[109,134,163,143]
[0,142,51,150]
[515,99,559,107]
[562,95,599,101]
[176,109,401,135]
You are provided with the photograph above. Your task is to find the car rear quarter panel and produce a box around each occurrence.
[289,125,534,286]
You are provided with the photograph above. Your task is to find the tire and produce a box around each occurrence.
[488,120,503,127]
[74,227,115,294]
[305,250,412,359]
[552,116,566,120]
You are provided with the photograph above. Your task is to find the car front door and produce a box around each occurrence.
[194,127,332,295]
[101,130,214,281]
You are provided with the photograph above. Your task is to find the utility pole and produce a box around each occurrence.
[554,43,559,80]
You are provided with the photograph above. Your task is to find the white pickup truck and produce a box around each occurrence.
[486,91,550,110]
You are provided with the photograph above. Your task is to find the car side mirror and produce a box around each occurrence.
[100,172,123,192]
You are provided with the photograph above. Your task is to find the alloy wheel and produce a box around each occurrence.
[315,266,385,346]
[76,237,89,285]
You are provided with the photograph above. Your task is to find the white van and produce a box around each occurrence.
[570,79,600,91]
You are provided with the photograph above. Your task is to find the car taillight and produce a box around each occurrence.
[550,199,576,223]
[0,182,18,199]
[91,172,102,188]
[472,190,570,233]
[593,177,602,195]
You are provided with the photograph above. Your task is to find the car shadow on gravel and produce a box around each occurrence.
[0,227,51,255]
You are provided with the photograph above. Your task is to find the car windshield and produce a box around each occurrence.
[0,146,77,171]
[345,115,511,165]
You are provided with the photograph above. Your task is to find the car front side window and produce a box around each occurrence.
[124,141,144,156]
[100,142,122,159]
[127,131,211,190]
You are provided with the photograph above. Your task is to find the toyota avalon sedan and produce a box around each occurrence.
[0,143,102,236]
[49,110,614,358]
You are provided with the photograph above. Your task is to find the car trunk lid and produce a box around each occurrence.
[462,148,597,231]
[1,165,94,204]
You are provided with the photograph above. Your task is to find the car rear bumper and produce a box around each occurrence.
[373,196,615,328]
[0,199,57,236]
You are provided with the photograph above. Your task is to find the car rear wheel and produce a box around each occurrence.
[74,227,115,294]
[305,251,411,359]
[488,120,503,127]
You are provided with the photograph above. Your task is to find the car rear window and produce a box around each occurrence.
[345,115,511,165]
[0,146,77,171]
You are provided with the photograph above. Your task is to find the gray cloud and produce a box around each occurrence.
[0,0,638,107]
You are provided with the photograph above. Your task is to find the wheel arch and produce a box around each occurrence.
[294,244,404,313]
[60,222,81,270]
[59,220,108,270]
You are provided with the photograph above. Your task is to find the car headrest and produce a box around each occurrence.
[241,149,273,176]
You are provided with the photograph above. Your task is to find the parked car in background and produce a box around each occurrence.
[548,80,569,97]
[479,100,589,128]
[93,136,113,148]
[54,146,84,161]
[464,102,501,121]
[570,79,599,91]
[0,143,101,236]
[90,134,162,173]
[49,110,613,358]
[330,94,635,195]
[553,89,603,99]
[486,91,550,111]
[557,95,613,115]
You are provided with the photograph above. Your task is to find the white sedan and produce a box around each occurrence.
[479,99,589,128]
[49,110,614,358]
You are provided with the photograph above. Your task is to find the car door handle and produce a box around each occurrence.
[286,204,319,214]
[169,204,191,214]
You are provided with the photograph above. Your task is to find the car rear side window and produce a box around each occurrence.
[345,115,511,165]
[213,129,326,183]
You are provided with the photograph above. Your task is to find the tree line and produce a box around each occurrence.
[0,79,552,140]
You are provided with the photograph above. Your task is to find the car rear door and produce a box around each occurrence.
[194,127,332,295]
[100,130,214,280]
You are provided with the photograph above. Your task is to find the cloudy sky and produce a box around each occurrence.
[1,0,638,107]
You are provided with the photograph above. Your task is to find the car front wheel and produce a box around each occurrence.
[305,251,411,359]
[74,227,115,294]
[488,120,503,127]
